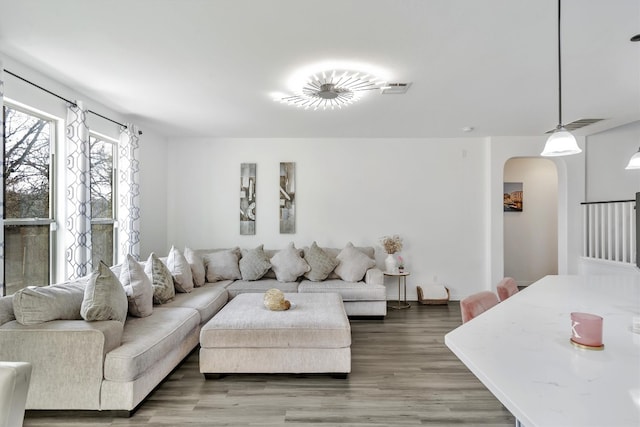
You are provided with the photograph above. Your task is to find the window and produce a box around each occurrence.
[3,103,55,295]
[89,134,116,268]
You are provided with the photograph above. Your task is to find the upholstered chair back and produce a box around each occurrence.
[460,291,499,323]
[496,277,519,301]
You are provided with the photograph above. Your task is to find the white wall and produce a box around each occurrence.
[489,136,586,288]
[503,158,558,286]
[586,120,640,202]
[138,136,168,258]
[165,137,489,300]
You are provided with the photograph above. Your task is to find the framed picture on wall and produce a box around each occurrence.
[504,182,523,212]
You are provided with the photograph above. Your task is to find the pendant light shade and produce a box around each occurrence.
[541,0,581,157]
[625,147,640,170]
[541,125,582,156]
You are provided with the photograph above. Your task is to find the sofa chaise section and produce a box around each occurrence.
[100,307,200,411]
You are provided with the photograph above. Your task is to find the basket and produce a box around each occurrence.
[417,285,450,305]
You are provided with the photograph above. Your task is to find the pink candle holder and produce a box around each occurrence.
[570,312,604,350]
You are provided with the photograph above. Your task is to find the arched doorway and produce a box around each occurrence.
[503,157,559,286]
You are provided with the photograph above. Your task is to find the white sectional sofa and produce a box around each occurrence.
[196,244,386,317]
[0,242,385,413]
[0,277,228,414]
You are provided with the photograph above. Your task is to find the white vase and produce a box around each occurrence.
[385,253,397,273]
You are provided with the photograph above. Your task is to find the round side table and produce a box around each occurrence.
[384,271,411,310]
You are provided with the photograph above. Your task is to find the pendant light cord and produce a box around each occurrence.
[557,0,563,126]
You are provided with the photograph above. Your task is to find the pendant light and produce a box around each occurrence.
[541,0,582,157]
[626,36,640,169]
[625,147,640,170]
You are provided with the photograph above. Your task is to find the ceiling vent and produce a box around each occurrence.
[545,118,604,133]
[381,82,412,94]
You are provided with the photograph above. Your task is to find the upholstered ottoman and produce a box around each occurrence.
[199,293,351,377]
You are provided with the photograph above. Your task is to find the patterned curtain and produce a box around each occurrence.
[65,101,92,278]
[117,124,141,263]
[0,61,5,294]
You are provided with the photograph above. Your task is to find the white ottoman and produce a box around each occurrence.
[199,293,351,377]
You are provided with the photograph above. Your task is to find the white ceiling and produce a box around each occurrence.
[0,0,638,139]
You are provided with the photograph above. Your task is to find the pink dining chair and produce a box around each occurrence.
[496,277,519,302]
[460,291,499,323]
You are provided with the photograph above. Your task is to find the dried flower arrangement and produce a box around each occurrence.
[380,235,403,254]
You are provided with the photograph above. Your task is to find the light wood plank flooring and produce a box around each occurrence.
[24,302,514,426]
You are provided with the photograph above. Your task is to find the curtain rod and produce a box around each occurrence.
[3,69,142,135]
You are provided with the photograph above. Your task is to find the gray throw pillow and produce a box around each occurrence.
[12,282,86,325]
[303,241,339,282]
[184,247,206,287]
[239,245,272,281]
[270,242,310,282]
[144,253,176,304]
[167,246,194,293]
[205,248,242,282]
[335,242,376,282]
[81,261,129,323]
[119,254,153,317]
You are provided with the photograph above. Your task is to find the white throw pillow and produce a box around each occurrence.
[270,242,310,282]
[144,253,176,304]
[167,246,194,293]
[12,283,86,325]
[119,254,153,317]
[184,247,206,287]
[81,261,129,323]
[335,242,376,282]
[204,248,242,282]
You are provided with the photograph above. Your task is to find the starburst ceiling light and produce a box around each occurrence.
[276,70,388,110]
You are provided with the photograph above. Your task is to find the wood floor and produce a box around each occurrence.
[24,302,514,426]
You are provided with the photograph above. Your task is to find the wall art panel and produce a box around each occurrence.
[280,162,295,234]
[240,163,256,235]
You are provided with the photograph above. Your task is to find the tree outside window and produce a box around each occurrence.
[3,104,53,295]
[89,134,116,268]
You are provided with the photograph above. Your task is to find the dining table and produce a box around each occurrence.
[445,274,640,427]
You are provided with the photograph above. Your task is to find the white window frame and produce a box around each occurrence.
[2,99,58,294]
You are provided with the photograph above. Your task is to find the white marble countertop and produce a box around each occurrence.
[445,275,640,427]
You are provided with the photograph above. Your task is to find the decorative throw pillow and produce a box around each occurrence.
[167,246,194,293]
[239,245,272,281]
[270,242,310,282]
[119,254,153,317]
[144,253,176,304]
[184,247,206,287]
[303,241,339,282]
[335,242,376,282]
[81,261,128,323]
[12,282,86,325]
[204,248,242,282]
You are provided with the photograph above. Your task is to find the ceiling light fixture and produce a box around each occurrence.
[625,147,640,170]
[541,0,582,157]
[276,70,388,110]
